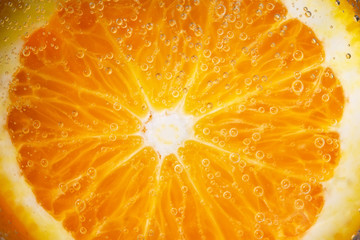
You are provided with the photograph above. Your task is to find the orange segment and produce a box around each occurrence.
[179,140,324,238]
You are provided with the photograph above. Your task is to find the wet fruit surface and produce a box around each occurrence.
[4,0,347,239]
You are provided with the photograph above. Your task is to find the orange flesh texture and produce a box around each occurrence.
[5,0,345,240]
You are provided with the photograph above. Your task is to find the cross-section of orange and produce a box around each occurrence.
[1,0,360,240]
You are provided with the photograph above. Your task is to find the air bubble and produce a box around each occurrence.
[75,199,86,212]
[169,19,176,27]
[203,128,210,135]
[174,164,183,173]
[314,137,325,148]
[255,150,265,160]
[274,14,281,21]
[83,68,92,77]
[254,229,264,239]
[300,183,311,194]
[229,128,238,137]
[172,90,179,98]
[305,11,312,17]
[202,158,210,167]
[229,153,240,163]
[293,50,304,61]
[215,4,226,17]
[254,186,264,197]
[87,167,97,178]
[76,50,85,58]
[346,53,351,59]
[73,182,81,191]
[110,123,118,131]
[105,67,112,75]
[80,227,87,234]
[40,158,48,167]
[113,102,122,111]
[242,174,249,182]
[281,179,290,189]
[322,153,331,162]
[294,199,304,209]
[252,132,261,141]
[255,212,265,223]
[170,208,178,215]
[321,93,330,102]
[223,191,231,199]
[33,120,41,129]
[291,80,304,93]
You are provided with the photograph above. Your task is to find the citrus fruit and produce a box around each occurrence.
[1,0,360,239]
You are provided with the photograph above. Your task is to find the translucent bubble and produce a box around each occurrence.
[32,120,41,129]
[170,208,178,215]
[200,63,208,71]
[294,71,301,79]
[73,182,81,191]
[274,14,281,21]
[174,164,183,174]
[305,11,312,17]
[267,3,275,10]
[229,128,238,137]
[254,229,264,239]
[255,212,265,223]
[72,110,78,117]
[223,191,231,199]
[255,150,265,160]
[76,50,85,58]
[254,186,264,197]
[22,48,30,57]
[79,227,87,234]
[59,183,68,193]
[322,153,331,162]
[172,90,179,98]
[27,160,34,167]
[105,67,112,75]
[83,68,92,77]
[293,50,304,61]
[346,53,351,59]
[75,199,86,212]
[252,132,261,141]
[229,153,240,163]
[169,19,176,27]
[40,158,48,167]
[269,106,278,114]
[281,179,290,189]
[314,137,325,148]
[109,134,117,141]
[113,102,122,111]
[203,127,210,135]
[242,174,249,182]
[181,186,188,193]
[300,183,311,194]
[215,4,226,17]
[203,49,211,58]
[294,199,304,209]
[321,93,330,102]
[193,0,200,6]
[291,80,304,93]
[87,167,97,179]
[202,158,210,167]
[110,123,118,131]
[239,32,248,41]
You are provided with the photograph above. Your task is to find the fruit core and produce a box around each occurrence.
[142,111,194,158]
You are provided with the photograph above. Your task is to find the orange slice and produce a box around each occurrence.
[1,0,360,240]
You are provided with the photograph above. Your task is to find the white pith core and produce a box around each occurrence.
[141,110,194,158]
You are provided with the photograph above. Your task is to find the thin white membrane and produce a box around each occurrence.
[283,0,360,239]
